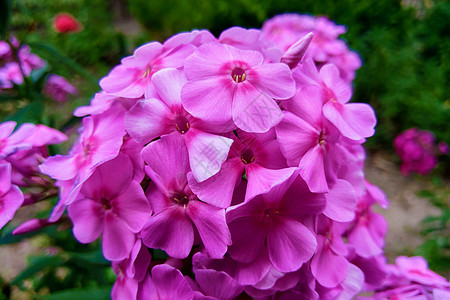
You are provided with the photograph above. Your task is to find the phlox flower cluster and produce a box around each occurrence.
[394,128,448,176]
[261,13,362,83]
[359,256,450,299]
[0,37,77,102]
[3,13,445,299]
[0,121,66,230]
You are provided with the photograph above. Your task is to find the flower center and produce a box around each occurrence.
[101,198,112,210]
[172,193,190,206]
[263,208,279,217]
[318,131,325,146]
[231,68,247,83]
[84,143,91,155]
[241,149,255,164]
[174,115,190,134]
[142,66,152,78]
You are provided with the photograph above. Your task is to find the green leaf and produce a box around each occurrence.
[0,0,12,39]
[37,287,111,300]
[27,42,99,85]
[11,255,66,286]
[6,99,45,124]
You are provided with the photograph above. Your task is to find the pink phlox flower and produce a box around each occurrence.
[1,62,24,87]
[163,29,216,50]
[137,264,195,300]
[345,191,388,258]
[392,256,449,288]
[315,263,364,300]
[394,128,440,176]
[140,135,231,259]
[39,106,126,204]
[192,252,244,299]
[188,129,296,208]
[17,45,46,72]
[99,41,195,99]
[276,85,352,193]
[226,174,324,274]
[294,59,376,140]
[311,216,349,288]
[244,267,304,298]
[181,42,295,133]
[261,13,317,52]
[68,153,150,261]
[219,27,283,63]
[112,239,151,298]
[5,125,67,186]
[0,163,24,229]
[0,121,37,159]
[43,74,78,102]
[126,68,233,182]
[73,91,138,117]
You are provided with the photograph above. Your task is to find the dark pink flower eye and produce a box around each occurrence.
[231,67,247,83]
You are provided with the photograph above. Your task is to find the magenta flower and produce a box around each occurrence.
[40,106,125,204]
[0,163,24,230]
[188,129,297,208]
[181,42,295,132]
[276,85,352,193]
[125,68,233,182]
[43,74,78,102]
[140,135,231,259]
[99,42,195,99]
[227,174,324,274]
[0,121,37,159]
[68,154,150,261]
[138,264,194,300]
[394,128,441,175]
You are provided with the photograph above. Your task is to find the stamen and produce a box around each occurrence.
[231,68,247,83]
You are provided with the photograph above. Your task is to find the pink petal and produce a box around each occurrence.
[275,111,318,166]
[245,164,297,201]
[285,85,323,126]
[114,181,151,232]
[152,68,187,108]
[232,83,283,133]
[319,64,352,103]
[311,235,348,288]
[336,264,364,300]
[187,158,243,208]
[181,76,233,124]
[323,179,356,222]
[299,144,329,193]
[195,269,243,299]
[151,264,194,299]
[39,155,78,180]
[248,63,295,99]
[0,163,11,194]
[228,217,266,263]
[186,201,231,258]
[111,275,138,300]
[80,153,134,200]
[323,101,376,140]
[125,99,173,144]
[141,135,189,192]
[0,185,23,229]
[68,198,104,244]
[184,42,233,80]
[102,213,136,261]
[184,129,233,182]
[267,217,316,272]
[141,206,194,259]
[0,121,16,139]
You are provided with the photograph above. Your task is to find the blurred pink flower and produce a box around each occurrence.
[44,74,78,102]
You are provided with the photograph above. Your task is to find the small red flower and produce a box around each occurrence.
[53,13,82,33]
